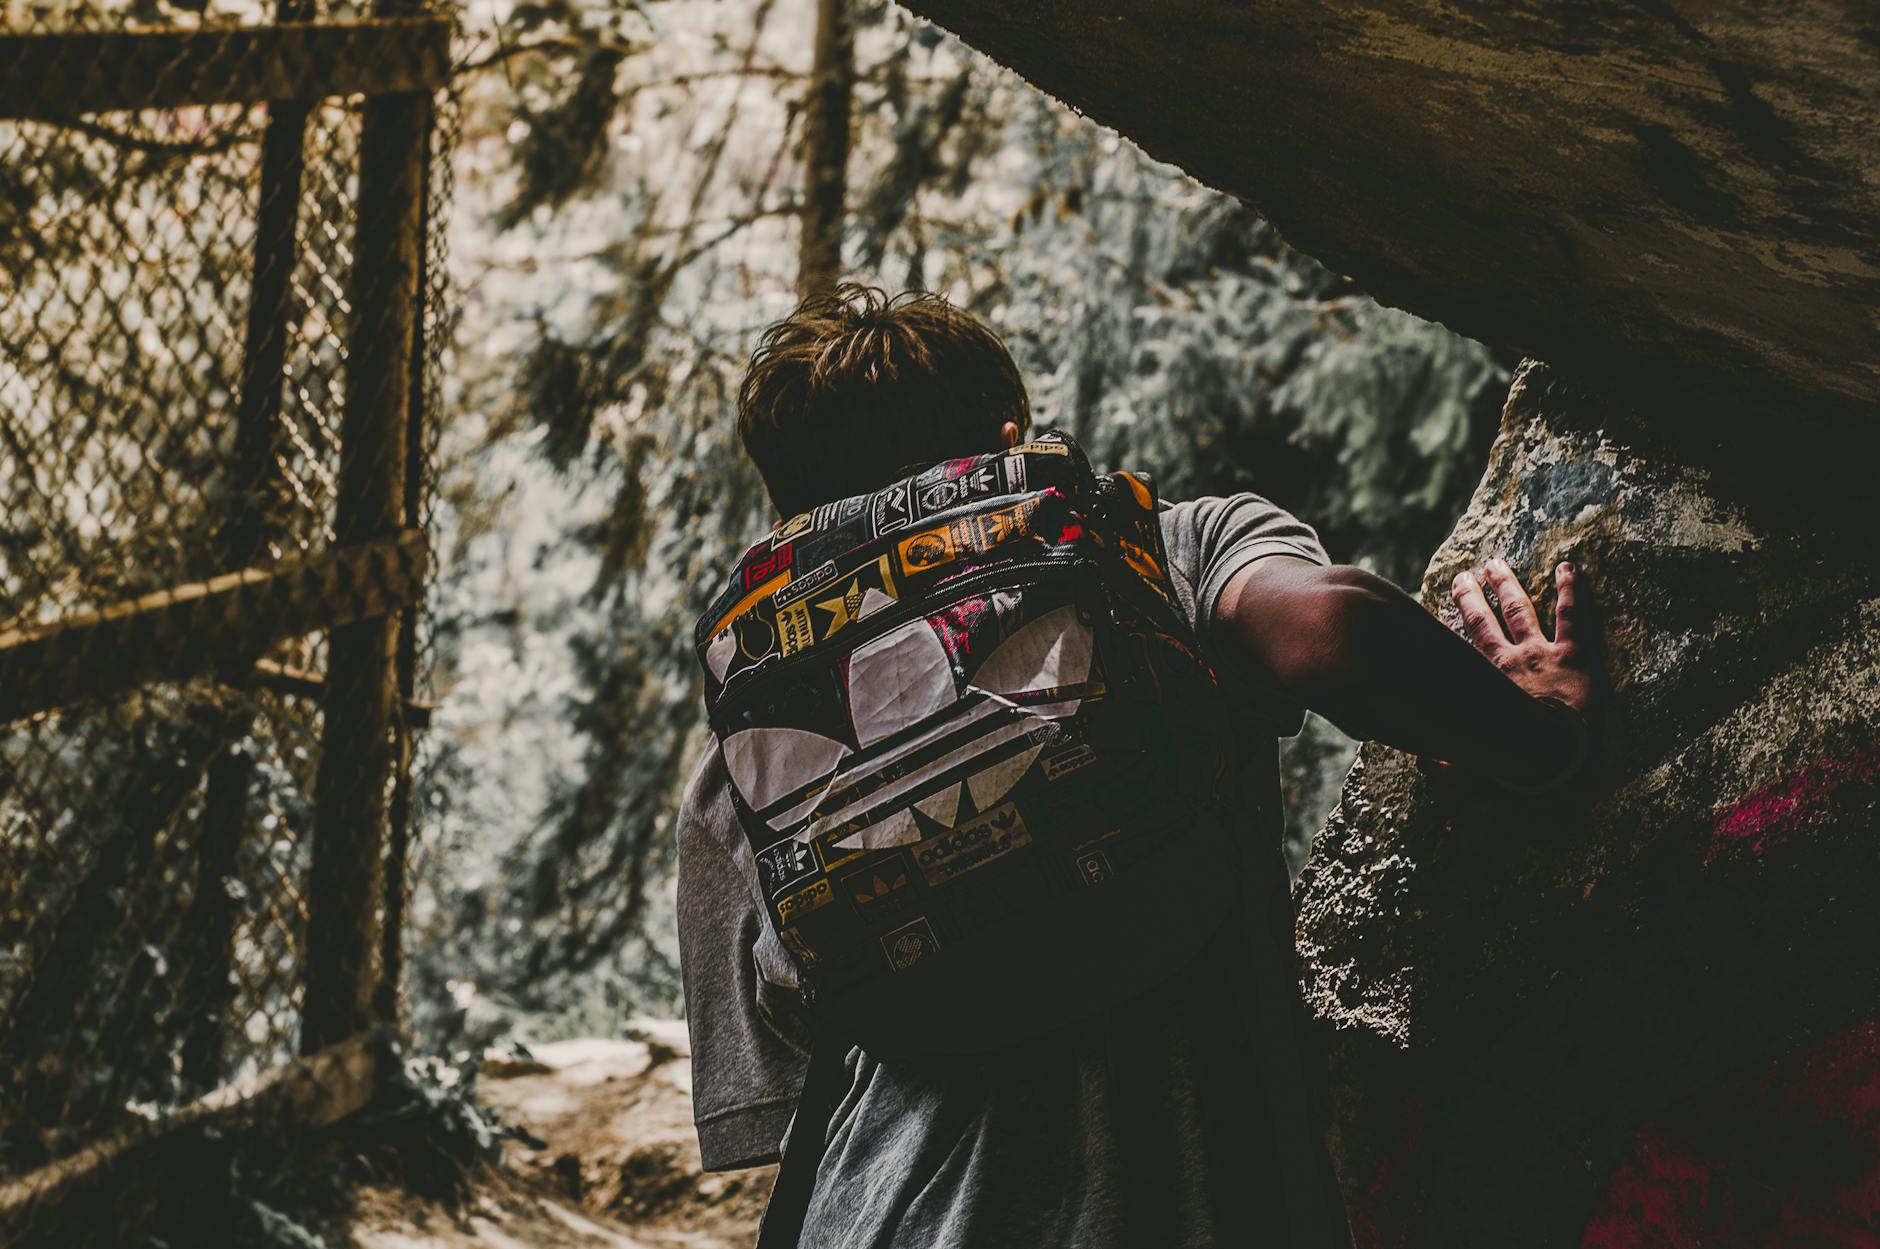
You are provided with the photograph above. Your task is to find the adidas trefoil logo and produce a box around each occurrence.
[853,871,908,904]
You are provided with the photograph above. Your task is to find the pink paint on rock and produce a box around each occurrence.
[1580,1127,1716,1249]
[1708,746,1880,863]
[1581,1021,1880,1249]
[1347,1095,1421,1249]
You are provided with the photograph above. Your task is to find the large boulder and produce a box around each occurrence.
[898,0,1880,432]
[1293,360,1880,1247]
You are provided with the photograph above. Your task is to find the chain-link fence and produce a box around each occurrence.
[0,0,451,1239]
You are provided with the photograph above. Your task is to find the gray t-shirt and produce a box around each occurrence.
[676,494,1349,1249]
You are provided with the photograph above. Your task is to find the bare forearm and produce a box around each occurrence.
[1293,576,1578,779]
[1215,560,1584,785]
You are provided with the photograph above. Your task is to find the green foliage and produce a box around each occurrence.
[499,45,630,232]
[343,1053,529,1200]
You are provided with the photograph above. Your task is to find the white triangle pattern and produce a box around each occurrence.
[704,627,738,683]
[915,784,961,826]
[972,605,1092,702]
[834,806,921,851]
[741,602,1093,848]
[848,618,957,748]
[966,744,1043,814]
[723,727,849,813]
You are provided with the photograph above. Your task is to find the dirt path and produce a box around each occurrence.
[353,1024,772,1248]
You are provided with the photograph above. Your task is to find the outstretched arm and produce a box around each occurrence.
[1214,556,1597,789]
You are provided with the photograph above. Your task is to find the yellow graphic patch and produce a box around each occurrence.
[774,510,816,542]
[706,569,790,640]
[812,825,867,874]
[1116,471,1153,510]
[776,554,900,656]
[897,498,1042,574]
[777,599,817,655]
[1116,536,1166,584]
[776,878,832,922]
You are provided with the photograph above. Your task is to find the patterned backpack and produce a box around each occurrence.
[693,429,1240,1057]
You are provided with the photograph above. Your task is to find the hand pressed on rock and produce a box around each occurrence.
[1451,558,1599,726]
[1215,550,1601,789]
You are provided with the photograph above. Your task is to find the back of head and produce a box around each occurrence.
[738,285,1031,518]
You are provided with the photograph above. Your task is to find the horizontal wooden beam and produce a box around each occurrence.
[249,656,329,701]
[249,656,434,728]
[0,18,451,121]
[0,1031,380,1234]
[0,529,427,723]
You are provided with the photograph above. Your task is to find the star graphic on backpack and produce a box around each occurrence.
[815,576,868,634]
[815,572,897,638]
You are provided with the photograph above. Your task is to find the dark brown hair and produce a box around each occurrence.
[737,285,1031,517]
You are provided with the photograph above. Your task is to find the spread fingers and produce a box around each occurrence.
[1451,568,1506,654]
[1483,558,1541,642]
[1554,561,1580,645]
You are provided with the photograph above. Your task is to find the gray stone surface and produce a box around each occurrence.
[1293,361,1880,1247]
[898,0,1880,430]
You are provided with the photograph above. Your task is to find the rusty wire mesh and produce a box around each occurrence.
[0,0,453,1239]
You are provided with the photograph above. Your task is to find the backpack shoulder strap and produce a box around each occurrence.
[755,1031,850,1249]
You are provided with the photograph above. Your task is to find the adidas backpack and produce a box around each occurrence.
[693,429,1241,1057]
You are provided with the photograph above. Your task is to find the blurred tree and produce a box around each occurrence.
[798,0,853,294]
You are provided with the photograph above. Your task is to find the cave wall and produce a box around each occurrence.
[899,0,1880,432]
[1294,361,1880,1247]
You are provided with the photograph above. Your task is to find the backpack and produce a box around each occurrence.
[693,429,1241,1058]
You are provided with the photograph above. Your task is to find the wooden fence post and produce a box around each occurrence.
[376,103,434,1028]
[181,0,312,1089]
[301,86,428,1054]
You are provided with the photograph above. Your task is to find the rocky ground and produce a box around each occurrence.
[352,1024,772,1249]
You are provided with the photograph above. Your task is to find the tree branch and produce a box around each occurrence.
[33,114,254,157]
[456,36,805,87]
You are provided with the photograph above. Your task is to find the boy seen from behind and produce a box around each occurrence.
[678,286,1597,1249]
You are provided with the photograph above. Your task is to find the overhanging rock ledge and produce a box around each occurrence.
[899,0,1880,436]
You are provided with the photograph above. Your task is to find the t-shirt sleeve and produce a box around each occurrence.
[1157,493,1330,737]
[676,747,810,1171]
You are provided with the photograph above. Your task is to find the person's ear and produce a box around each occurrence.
[999,420,1021,449]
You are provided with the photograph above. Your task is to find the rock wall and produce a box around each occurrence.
[898,0,1880,432]
[1294,360,1880,1247]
